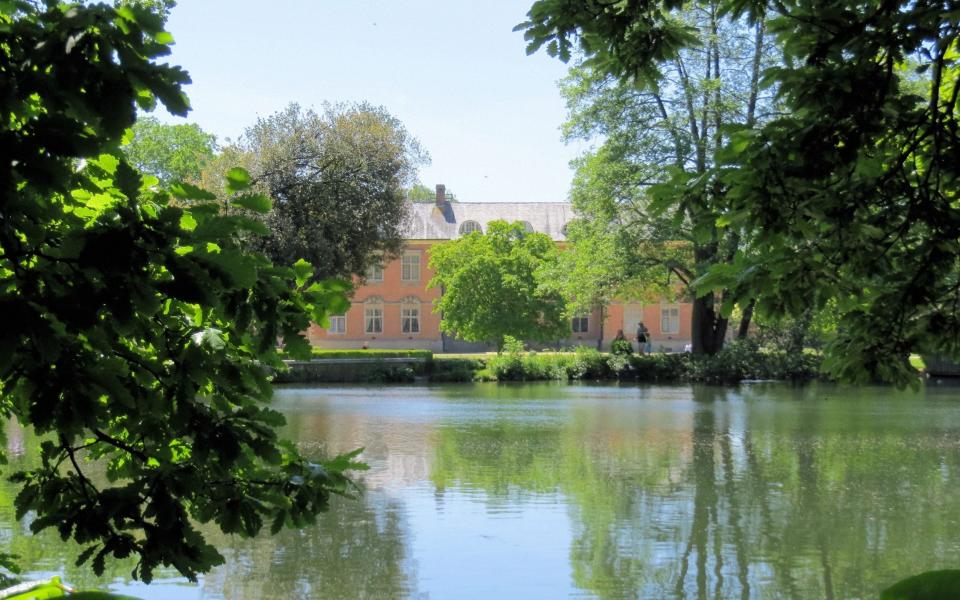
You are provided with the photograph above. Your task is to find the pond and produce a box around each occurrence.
[5,382,960,599]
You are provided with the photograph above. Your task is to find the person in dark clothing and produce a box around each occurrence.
[636,323,650,354]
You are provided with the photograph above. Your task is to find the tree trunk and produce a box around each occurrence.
[596,304,605,351]
[691,291,729,355]
[737,299,755,340]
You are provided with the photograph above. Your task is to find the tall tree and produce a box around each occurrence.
[553,4,773,354]
[0,1,359,582]
[429,221,568,350]
[519,0,960,383]
[227,103,428,279]
[123,116,217,185]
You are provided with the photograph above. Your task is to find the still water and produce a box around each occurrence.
[5,382,960,599]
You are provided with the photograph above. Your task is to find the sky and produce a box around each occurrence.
[160,0,587,203]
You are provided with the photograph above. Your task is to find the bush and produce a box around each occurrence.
[684,340,822,383]
[430,341,824,383]
[487,337,527,380]
[430,357,486,382]
[630,353,689,381]
[610,338,634,355]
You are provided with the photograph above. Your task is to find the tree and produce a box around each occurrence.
[115,0,175,21]
[406,183,457,202]
[545,3,772,355]
[519,0,958,382]
[0,1,361,582]
[540,219,634,349]
[225,103,428,279]
[123,116,217,185]
[429,221,568,350]
[406,183,436,202]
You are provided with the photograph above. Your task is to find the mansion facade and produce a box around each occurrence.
[306,185,693,353]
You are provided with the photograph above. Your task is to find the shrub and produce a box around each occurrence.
[430,358,486,383]
[435,340,824,383]
[631,353,689,381]
[568,346,609,379]
[610,338,634,355]
[487,337,527,380]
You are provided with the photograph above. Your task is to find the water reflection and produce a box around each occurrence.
[426,383,960,599]
[2,383,960,598]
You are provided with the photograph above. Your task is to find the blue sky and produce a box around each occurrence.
[161,0,586,203]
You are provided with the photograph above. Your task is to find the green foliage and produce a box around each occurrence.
[610,338,634,355]
[406,183,456,203]
[483,342,821,383]
[545,5,775,355]
[122,116,217,185]
[218,102,429,279]
[520,0,960,384]
[114,0,176,22]
[880,570,960,600]
[0,576,141,599]
[0,1,360,583]
[684,340,820,383]
[429,221,569,349]
[429,357,486,383]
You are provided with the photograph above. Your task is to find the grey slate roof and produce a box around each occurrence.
[403,201,574,241]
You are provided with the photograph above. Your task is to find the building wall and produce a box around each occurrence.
[307,242,695,353]
[306,241,445,352]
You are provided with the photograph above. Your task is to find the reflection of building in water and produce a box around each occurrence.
[282,407,437,491]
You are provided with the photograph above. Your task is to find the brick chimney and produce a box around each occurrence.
[435,184,446,207]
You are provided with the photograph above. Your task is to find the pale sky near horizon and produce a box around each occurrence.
[159,0,586,203]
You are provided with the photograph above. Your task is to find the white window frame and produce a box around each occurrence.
[401,299,420,334]
[327,315,346,335]
[364,300,383,334]
[571,313,589,333]
[459,220,483,235]
[660,305,680,335]
[366,262,383,283]
[401,252,420,282]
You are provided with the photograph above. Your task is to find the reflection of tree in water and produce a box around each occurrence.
[430,384,960,599]
[0,419,415,599]
[200,491,412,600]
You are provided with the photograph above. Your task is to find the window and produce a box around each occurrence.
[661,306,680,334]
[401,298,420,334]
[571,313,589,333]
[365,263,383,282]
[520,221,534,233]
[402,252,420,282]
[328,315,346,334]
[364,298,383,334]
[459,220,483,235]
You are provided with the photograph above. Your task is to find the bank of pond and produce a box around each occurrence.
[278,341,826,384]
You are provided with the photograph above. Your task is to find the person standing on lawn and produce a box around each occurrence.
[636,323,650,354]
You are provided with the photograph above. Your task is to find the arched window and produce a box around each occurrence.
[364,296,384,334]
[560,223,569,238]
[520,221,535,233]
[401,296,420,334]
[459,220,483,235]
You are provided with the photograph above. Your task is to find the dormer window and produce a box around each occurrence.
[459,220,483,235]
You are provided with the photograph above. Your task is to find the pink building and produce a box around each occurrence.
[306,185,693,352]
